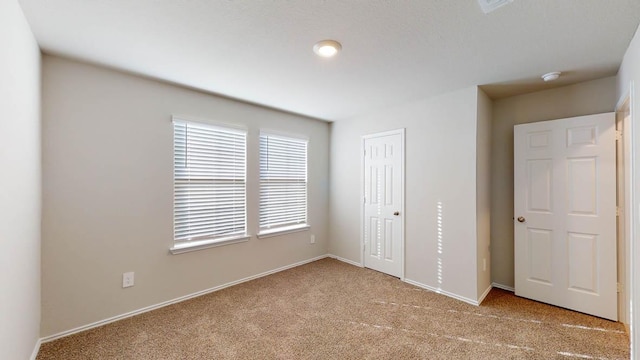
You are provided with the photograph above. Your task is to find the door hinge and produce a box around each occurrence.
[617,282,623,293]
[616,207,622,217]
[615,130,623,141]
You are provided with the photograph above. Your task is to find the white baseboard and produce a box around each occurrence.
[40,254,329,343]
[491,282,515,292]
[327,254,363,267]
[477,284,493,305]
[403,278,481,306]
[30,338,41,360]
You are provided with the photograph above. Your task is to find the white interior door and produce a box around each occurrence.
[514,113,617,320]
[362,129,404,278]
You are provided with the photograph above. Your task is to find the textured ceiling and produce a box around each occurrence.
[17,0,640,121]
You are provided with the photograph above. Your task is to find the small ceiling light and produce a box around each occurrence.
[542,71,561,82]
[313,40,342,58]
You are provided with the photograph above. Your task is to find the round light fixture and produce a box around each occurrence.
[313,40,342,58]
[542,71,561,82]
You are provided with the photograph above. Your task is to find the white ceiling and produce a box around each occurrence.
[18,0,640,121]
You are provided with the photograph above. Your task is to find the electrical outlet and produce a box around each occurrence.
[122,272,134,288]
[310,234,316,244]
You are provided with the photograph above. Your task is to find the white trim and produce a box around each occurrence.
[614,80,636,359]
[171,114,248,132]
[403,278,481,306]
[627,80,638,360]
[30,339,41,360]
[477,284,493,305]
[359,136,365,268]
[399,128,405,281]
[491,282,515,292]
[361,128,406,280]
[169,235,251,255]
[257,224,310,239]
[328,254,364,267]
[40,254,329,343]
[615,93,633,328]
[362,128,407,140]
[259,129,309,141]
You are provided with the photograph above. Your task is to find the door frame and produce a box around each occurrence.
[615,94,632,331]
[360,128,406,280]
[616,81,637,358]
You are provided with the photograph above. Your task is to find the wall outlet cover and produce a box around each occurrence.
[122,272,134,288]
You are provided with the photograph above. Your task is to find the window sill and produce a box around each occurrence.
[257,224,310,239]
[169,235,251,255]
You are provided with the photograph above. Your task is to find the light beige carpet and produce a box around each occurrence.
[37,258,629,359]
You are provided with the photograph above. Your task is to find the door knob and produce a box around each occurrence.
[393,211,400,216]
[517,216,525,223]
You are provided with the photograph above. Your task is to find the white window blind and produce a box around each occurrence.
[259,133,308,232]
[173,119,247,246]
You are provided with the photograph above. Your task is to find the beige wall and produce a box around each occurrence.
[617,24,640,355]
[490,76,616,288]
[41,55,330,337]
[476,88,492,299]
[330,86,486,303]
[0,0,42,358]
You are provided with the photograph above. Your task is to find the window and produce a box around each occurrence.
[171,118,248,253]
[258,132,309,237]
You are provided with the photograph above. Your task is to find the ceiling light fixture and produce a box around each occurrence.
[313,40,342,58]
[542,71,561,82]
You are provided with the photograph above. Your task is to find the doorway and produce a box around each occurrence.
[361,129,405,278]
[514,113,617,320]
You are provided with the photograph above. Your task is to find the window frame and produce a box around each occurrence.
[257,131,310,239]
[170,116,249,254]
